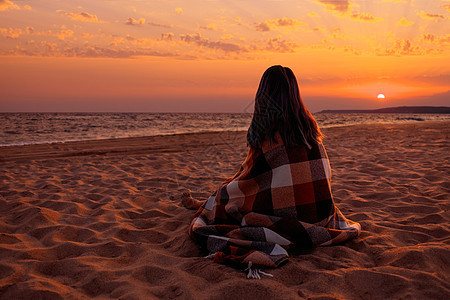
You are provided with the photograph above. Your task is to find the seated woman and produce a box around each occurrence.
[182,65,361,271]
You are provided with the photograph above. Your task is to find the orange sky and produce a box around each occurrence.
[0,0,449,112]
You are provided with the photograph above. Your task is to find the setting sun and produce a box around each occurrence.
[377,94,386,100]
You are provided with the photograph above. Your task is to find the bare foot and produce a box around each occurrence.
[181,191,204,210]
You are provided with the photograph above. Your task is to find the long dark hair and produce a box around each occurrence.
[247,65,323,149]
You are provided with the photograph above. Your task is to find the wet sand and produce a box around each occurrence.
[0,121,449,299]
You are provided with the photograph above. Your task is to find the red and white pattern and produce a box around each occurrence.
[189,133,361,268]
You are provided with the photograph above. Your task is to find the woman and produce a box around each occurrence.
[182,65,360,271]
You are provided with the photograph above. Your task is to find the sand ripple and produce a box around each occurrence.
[0,122,449,299]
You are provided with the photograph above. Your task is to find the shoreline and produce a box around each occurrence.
[0,130,248,162]
[1,120,449,161]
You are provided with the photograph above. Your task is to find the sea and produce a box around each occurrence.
[1,112,449,147]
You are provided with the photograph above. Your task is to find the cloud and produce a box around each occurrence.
[376,39,444,56]
[57,10,101,23]
[382,0,407,3]
[255,17,307,31]
[249,37,297,53]
[422,33,450,45]
[221,34,233,40]
[0,0,18,11]
[175,7,183,15]
[78,46,175,59]
[148,21,173,28]
[418,11,446,20]
[0,27,22,39]
[330,27,347,39]
[316,0,350,13]
[422,34,435,42]
[56,29,74,41]
[3,41,174,59]
[350,12,381,22]
[161,32,174,41]
[180,33,243,52]
[1,27,244,59]
[440,35,450,44]
[262,37,297,53]
[442,4,450,12]
[256,22,270,32]
[396,17,414,26]
[277,18,301,26]
[316,0,382,22]
[376,40,414,56]
[21,27,85,42]
[80,33,95,39]
[24,4,31,10]
[61,46,148,58]
[199,23,218,31]
[125,17,145,25]
[120,35,156,47]
[343,45,362,55]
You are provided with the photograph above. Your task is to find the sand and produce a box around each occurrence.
[0,121,449,299]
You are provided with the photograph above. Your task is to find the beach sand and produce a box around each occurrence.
[0,121,449,299]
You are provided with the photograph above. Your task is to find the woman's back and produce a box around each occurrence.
[221,133,334,224]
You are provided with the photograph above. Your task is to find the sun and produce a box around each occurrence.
[377,93,385,100]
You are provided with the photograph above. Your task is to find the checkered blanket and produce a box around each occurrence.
[189,133,361,268]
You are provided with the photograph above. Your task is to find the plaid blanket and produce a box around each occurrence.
[189,133,361,268]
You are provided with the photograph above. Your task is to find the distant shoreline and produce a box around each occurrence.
[319,106,450,114]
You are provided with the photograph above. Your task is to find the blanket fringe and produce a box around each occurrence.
[204,252,216,259]
[244,261,273,279]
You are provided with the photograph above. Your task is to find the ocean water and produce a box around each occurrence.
[0,112,449,147]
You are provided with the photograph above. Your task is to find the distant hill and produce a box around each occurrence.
[319,106,450,114]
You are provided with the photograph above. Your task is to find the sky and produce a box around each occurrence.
[0,0,449,112]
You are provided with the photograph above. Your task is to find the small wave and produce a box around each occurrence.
[397,117,425,121]
[1,112,448,148]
